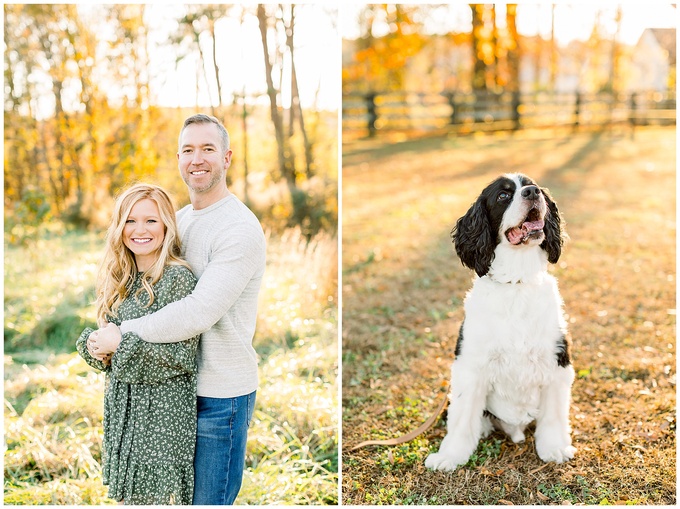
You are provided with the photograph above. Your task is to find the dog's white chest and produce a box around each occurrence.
[485,348,552,425]
[462,276,566,425]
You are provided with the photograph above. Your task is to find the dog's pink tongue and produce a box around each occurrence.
[523,219,544,233]
[507,219,545,245]
[507,227,524,244]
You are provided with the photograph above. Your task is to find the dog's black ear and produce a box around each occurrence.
[540,187,565,264]
[452,197,496,277]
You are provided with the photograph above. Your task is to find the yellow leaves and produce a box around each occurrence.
[345,5,427,92]
[353,33,426,74]
[477,41,496,66]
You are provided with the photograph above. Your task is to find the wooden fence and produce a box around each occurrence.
[342,90,676,137]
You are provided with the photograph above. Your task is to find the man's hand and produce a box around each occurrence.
[87,322,122,360]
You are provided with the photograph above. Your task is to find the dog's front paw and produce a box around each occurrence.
[536,443,576,463]
[425,452,466,472]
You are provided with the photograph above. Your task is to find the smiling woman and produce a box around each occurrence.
[95,184,190,325]
[123,199,166,272]
[75,183,199,504]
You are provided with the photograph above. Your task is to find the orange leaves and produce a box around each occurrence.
[344,5,426,92]
[350,32,426,91]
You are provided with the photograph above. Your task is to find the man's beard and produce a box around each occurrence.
[183,168,225,193]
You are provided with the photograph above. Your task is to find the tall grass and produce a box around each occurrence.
[4,225,338,505]
[4,224,101,360]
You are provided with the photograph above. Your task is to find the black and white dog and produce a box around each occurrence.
[425,173,576,471]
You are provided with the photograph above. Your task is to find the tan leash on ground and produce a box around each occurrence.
[348,388,450,451]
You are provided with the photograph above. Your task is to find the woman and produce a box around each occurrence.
[76,183,199,504]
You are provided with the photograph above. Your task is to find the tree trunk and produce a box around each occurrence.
[471,4,488,93]
[285,5,313,179]
[550,4,557,91]
[241,88,250,206]
[506,4,520,93]
[257,4,295,188]
[210,18,223,106]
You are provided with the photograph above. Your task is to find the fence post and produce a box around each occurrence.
[628,92,638,139]
[365,92,377,137]
[511,91,521,130]
[629,92,637,128]
[445,92,458,125]
[573,91,581,131]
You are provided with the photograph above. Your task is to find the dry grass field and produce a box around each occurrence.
[4,228,338,505]
[341,127,676,505]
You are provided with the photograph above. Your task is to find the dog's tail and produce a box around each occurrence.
[348,388,450,451]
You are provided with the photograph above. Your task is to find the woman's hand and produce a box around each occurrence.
[87,322,122,360]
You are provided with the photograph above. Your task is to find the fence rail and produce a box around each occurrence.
[342,90,676,137]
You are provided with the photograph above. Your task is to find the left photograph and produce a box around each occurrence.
[4,3,338,505]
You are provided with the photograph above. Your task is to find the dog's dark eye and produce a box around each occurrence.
[497,191,511,202]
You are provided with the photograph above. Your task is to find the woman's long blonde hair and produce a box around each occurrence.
[95,183,190,325]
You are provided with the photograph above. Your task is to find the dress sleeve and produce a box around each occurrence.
[109,266,200,385]
[110,333,199,385]
[75,327,111,372]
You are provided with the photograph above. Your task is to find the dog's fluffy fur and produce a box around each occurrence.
[425,173,576,472]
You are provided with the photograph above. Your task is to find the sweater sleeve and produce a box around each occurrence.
[119,222,265,344]
[75,327,111,372]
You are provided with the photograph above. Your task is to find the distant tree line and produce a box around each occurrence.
[343,4,647,96]
[4,4,337,237]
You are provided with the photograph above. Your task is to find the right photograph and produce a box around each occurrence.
[341,3,676,506]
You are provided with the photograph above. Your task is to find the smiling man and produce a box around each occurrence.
[90,113,267,505]
[178,118,232,206]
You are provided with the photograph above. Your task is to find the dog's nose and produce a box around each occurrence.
[521,185,540,200]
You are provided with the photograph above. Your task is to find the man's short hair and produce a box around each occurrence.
[180,114,230,153]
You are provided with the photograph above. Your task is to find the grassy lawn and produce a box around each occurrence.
[4,227,338,505]
[341,127,676,505]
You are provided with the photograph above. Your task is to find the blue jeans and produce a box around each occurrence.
[192,391,256,505]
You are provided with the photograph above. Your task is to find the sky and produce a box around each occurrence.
[148,4,340,111]
[340,2,677,46]
[74,3,340,112]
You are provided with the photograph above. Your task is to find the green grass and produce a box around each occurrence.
[4,224,101,359]
[342,126,676,505]
[4,225,338,505]
[465,438,503,468]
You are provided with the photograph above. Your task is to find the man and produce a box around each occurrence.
[89,113,266,505]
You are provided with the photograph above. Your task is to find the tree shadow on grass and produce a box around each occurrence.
[5,288,95,365]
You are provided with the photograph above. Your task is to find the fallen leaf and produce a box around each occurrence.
[511,444,528,458]
[529,463,550,475]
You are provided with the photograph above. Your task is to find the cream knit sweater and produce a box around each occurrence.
[120,195,266,398]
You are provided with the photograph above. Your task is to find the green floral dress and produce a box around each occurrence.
[76,264,199,505]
